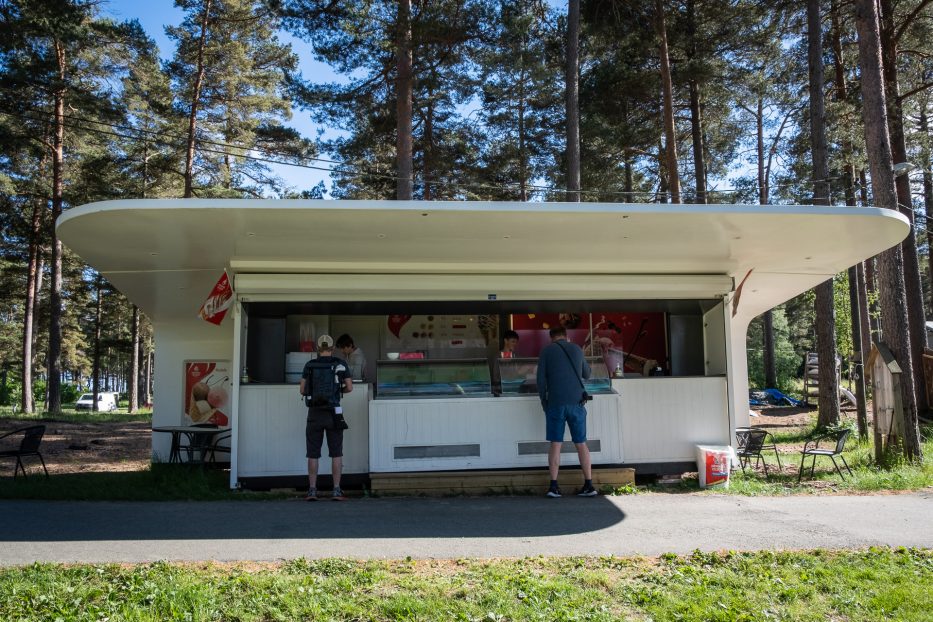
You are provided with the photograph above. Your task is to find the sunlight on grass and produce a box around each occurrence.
[0,549,928,621]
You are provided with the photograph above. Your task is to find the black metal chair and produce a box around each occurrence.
[798,428,853,482]
[736,428,779,478]
[177,423,221,464]
[207,431,232,466]
[0,425,49,478]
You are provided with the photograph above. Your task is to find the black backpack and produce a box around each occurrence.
[303,358,342,408]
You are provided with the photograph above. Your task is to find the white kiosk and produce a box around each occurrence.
[56,200,909,489]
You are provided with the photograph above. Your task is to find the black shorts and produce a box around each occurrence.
[305,407,344,459]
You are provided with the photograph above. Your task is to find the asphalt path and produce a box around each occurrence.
[1,492,930,565]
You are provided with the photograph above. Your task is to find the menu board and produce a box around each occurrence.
[384,314,498,354]
[183,360,231,425]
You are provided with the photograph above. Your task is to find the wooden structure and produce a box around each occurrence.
[921,349,933,411]
[370,467,635,496]
[802,351,841,406]
[865,342,904,461]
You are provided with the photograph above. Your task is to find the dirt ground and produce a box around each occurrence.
[0,418,151,475]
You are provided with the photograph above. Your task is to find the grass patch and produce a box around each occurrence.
[0,408,152,424]
[661,424,933,496]
[0,464,289,501]
[0,548,929,621]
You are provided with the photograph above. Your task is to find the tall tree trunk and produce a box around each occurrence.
[808,0,841,428]
[686,0,705,204]
[129,305,139,413]
[756,95,778,388]
[47,40,66,415]
[518,64,528,202]
[566,0,581,202]
[21,156,47,414]
[879,0,928,412]
[921,106,933,314]
[424,96,434,201]
[396,0,413,201]
[656,0,680,204]
[183,0,212,199]
[854,0,923,460]
[92,275,102,412]
[144,339,152,406]
[859,168,882,340]
[831,0,870,437]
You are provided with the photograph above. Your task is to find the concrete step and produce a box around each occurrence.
[370,467,635,496]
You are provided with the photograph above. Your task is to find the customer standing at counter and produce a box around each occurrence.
[536,326,597,498]
[300,334,353,501]
[336,334,367,380]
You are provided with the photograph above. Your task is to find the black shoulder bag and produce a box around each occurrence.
[556,342,592,406]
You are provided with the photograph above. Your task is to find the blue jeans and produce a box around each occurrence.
[545,403,588,443]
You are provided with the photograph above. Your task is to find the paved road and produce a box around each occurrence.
[1,492,930,565]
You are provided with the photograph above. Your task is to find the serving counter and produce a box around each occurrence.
[237,382,371,477]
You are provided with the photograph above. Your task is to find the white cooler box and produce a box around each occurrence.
[695,445,735,489]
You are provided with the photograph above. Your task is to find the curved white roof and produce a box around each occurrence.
[57,199,909,322]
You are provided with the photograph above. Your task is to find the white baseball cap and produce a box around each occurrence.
[317,334,334,349]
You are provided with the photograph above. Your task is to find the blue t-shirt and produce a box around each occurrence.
[537,340,591,408]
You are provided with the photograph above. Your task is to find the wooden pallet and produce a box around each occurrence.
[370,467,635,496]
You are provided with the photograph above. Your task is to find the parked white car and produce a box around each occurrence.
[75,392,119,411]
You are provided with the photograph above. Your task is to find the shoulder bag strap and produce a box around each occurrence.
[556,341,587,391]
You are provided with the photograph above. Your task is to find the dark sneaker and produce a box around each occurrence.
[332,487,347,501]
[305,488,318,502]
[546,487,562,498]
[577,485,598,497]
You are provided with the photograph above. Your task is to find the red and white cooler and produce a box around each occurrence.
[695,445,735,489]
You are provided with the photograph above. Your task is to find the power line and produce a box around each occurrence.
[3,105,932,206]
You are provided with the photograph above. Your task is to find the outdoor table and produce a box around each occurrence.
[152,425,230,464]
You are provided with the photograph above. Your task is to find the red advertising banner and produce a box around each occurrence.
[198,271,233,325]
[183,360,231,426]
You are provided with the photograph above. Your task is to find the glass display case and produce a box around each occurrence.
[498,357,613,396]
[376,358,492,399]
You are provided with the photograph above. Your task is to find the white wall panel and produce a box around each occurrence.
[617,377,728,462]
[369,394,623,472]
[237,383,370,477]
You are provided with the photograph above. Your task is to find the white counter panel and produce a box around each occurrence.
[615,377,729,463]
[368,393,623,473]
[238,383,370,477]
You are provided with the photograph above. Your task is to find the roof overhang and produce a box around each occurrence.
[56,199,910,322]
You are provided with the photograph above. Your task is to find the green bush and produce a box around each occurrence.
[747,306,801,393]
[61,383,81,404]
[0,379,20,407]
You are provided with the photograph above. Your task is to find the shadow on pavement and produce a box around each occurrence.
[0,496,627,541]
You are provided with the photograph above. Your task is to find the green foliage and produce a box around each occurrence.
[747,306,801,392]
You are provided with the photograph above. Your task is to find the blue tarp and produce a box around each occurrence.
[749,388,803,407]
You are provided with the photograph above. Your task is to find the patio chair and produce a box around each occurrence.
[0,425,49,478]
[207,431,232,466]
[736,428,779,478]
[797,428,853,482]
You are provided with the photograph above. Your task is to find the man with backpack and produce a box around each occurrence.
[300,334,353,501]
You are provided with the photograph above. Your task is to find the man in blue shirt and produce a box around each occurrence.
[537,326,597,497]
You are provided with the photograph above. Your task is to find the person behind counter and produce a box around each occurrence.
[336,333,367,381]
[300,334,353,501]
[536,326,597,498]
[501,330,519,358]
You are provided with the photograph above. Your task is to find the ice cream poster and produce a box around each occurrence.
[183,361,231,425]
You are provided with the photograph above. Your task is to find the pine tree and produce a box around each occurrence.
[167,0,305,198]
[475,0,559,201]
